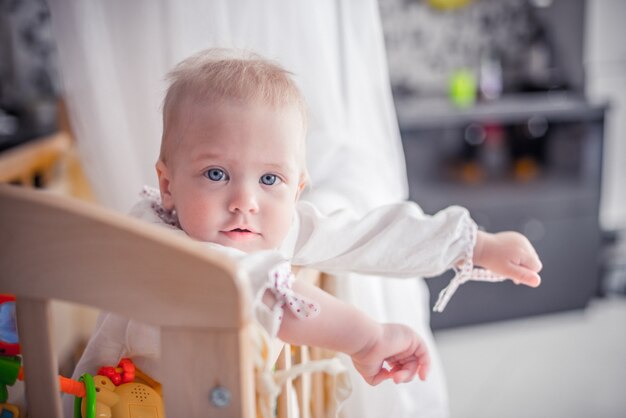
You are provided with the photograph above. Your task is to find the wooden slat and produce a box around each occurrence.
[15,297,62,418]
[293,345,311,418]
[310,346,325,418]
[161,326,255,417]
[311,273,335,418]
[0,132,71,184]
[276,343,293,418]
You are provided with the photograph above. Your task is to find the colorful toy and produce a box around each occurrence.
[0,295,20,417]
[0,297,162,417]
[0,356,21,417]
[0,356,164,418]
[0,295,20,357]
[0,402,19,418]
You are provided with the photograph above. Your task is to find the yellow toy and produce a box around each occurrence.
[80,374,164,418]
[75,359,164,418]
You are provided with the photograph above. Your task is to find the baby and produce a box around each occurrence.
[72,48,542,393]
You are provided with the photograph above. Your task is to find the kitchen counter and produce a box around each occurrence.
[395,92,608,132]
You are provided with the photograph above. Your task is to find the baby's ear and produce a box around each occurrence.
[156,160,175,210]
[295,172,309,201]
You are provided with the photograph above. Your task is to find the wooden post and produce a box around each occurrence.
[15,297,62,418]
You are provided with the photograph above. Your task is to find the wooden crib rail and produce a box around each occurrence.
[0,184,256,417]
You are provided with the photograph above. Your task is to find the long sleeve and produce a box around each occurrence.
[288,201,475,279]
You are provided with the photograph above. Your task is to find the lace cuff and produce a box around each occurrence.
[433,218,507,312]
[269,262,320,323]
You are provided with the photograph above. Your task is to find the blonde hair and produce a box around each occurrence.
[159,48,308,164]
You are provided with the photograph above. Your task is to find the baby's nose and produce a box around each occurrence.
[228,186,259,214]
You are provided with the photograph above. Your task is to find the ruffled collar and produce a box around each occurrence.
[140,186,181,228]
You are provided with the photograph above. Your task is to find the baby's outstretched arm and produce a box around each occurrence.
[474,230,543,287]
[276,280,430,385]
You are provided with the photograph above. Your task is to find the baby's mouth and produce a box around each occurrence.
[221,227,259,241]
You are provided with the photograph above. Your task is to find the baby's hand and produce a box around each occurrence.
[474,231,543,287]
[351,323,430,386]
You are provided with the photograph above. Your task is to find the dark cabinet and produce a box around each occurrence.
[397,93,607,329]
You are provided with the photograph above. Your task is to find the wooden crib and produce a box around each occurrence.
[0,184,338,418]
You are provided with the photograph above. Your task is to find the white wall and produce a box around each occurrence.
[585,0,626,231]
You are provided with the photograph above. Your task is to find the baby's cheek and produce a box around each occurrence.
[178,207,215,241]
[269,205,295,245]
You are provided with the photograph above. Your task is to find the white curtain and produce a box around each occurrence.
[48,1,449,416]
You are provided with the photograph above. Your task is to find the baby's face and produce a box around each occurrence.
[157,100,306,253]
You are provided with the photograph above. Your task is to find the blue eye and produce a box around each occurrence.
[205,168,226,181]
[260,174,278,185]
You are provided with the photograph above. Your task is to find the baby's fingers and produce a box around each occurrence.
[390,364,415,383]
[388,354,431,383]
[388,361,429,383]
[369,368,393,386]
[523,251,543,272]
[417,360,430,381]
[505,262,541,287]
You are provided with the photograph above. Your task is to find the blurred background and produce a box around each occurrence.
[1,0,624,416]
[380,1,626,415]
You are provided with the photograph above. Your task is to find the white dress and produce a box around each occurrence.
[64,190,478,417]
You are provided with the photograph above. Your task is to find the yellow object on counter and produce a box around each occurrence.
[428,0,473,10]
